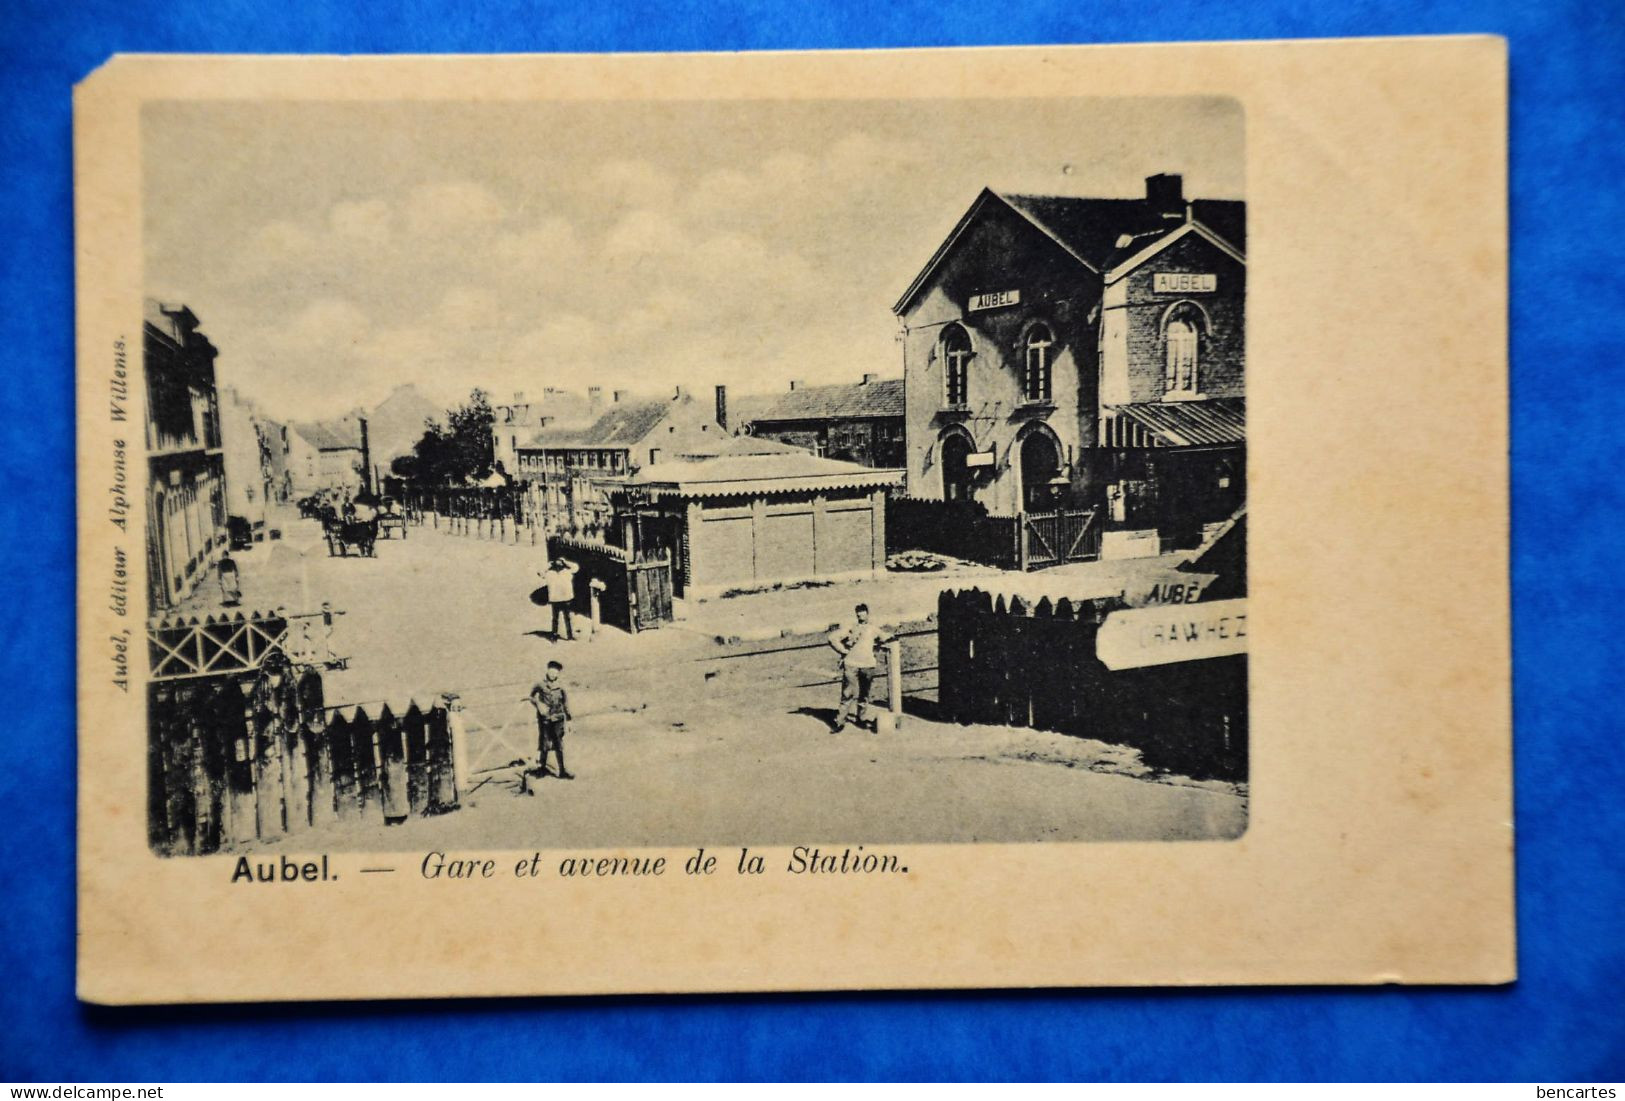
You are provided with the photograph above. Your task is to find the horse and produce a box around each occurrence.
[323,513,378,557]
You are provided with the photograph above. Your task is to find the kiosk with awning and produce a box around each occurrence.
[1097,398,1246,558]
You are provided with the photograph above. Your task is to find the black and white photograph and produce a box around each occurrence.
[138,94,1248,857]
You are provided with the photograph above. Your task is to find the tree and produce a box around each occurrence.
[392,389,495,487]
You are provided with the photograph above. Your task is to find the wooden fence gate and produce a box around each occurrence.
[1019,507,1101,570]
[630,553,673,631]
[551,535,674,633]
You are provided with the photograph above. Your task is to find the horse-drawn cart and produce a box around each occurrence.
[322,514,378,557]
[376,497,408,540]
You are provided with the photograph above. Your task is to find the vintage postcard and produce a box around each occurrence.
[75,38,1512,1003]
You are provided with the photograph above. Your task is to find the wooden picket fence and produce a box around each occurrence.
[146,666,460,856]
[548,534,674,633]
[937,587,1248,780]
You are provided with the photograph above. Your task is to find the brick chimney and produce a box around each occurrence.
[1146,173,1184,218]
[612,389,627,403]
[861,373,878,385]
[587,386,602,404]
[714,384,729,433]
[789,380,804,391]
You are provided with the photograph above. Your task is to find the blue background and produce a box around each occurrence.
[2,0,1621,1083]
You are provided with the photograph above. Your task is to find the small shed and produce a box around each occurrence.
[614,438,903,596]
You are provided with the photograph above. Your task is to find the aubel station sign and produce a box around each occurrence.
[968,288,1020,312]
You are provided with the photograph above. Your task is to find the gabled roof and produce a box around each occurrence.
[750,378,905,424]
[1102,219,1245,283]
[293,421,362,451]
[894,188,1246,315]
[523,400,673,450]
[723,393,779,431]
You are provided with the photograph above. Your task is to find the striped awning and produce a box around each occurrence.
[1099,398,1245,448]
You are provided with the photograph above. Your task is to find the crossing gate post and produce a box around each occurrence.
[442,693,468,802]
[885,639,904,731]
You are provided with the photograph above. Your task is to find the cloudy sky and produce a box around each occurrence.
[144,96,1241,422]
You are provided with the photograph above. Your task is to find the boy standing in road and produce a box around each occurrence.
[528,659,575,781]
[829,603,894,733]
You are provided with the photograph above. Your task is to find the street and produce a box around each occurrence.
[181,505,1246,850]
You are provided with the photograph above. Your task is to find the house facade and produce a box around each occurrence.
[513,389,723,537]
[491,387,605,479]
[144,300,228,610]
[894,173,1245,556]
[218,386,284,540]
[290,419,364,496]
[743,375,906,469]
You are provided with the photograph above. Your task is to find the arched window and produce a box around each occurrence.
[1164,303,1203,395]
[941,324,971,407]
[1023,324,1054,403]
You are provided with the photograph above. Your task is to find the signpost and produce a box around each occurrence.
[1096,597,1247,670]
[968,289,1020,312]
[1121,571,1216,608]
[1153,272,1217,294]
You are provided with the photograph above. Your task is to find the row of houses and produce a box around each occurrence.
[495,376,904,539]
[143,301,311,610]
[143,297,443,609]
[143,302,230,610]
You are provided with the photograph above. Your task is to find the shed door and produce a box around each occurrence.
[820,504,874,576]
[757,507,814,583]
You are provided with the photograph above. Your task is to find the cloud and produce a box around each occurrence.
[284,298,371,350]
[603,208,687,261]
[491,215,584,297]
[762,150,814,188]
[685,167,757,223]
[197,125,941,417]
[591,159,676,210]
[403,180,506,236]
[242,220,318,271]
[328,198,393,245]
[432,286,503,330]
[620,288,697,340]
[826,130,928,181]
[511,313,598,362]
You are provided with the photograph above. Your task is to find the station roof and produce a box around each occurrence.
[895,188,1246,314]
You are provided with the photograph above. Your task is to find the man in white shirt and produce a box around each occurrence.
[543,557,580,641]
[828,603,894,733]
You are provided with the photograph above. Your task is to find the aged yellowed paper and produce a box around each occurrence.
[76,38,1511,1003]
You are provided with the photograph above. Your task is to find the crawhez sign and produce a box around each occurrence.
[1096,598,1247,670]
